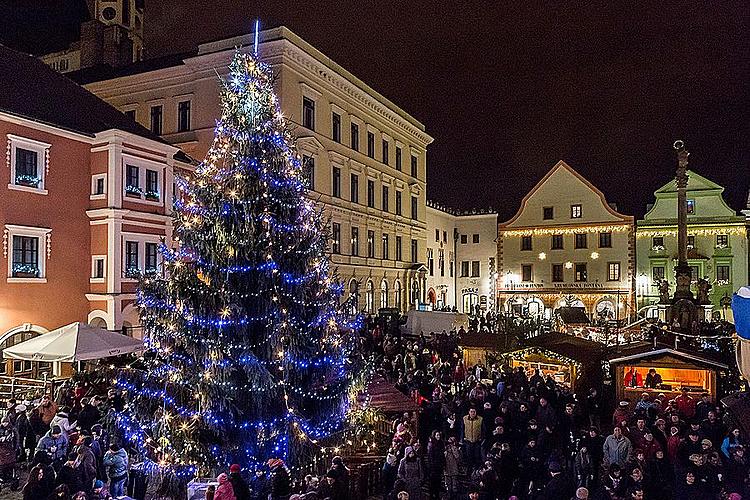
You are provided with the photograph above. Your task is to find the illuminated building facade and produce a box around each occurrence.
[497,160,635,322]
[635,170,747,312]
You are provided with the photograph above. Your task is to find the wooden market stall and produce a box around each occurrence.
[458,332,503,367]
[608,344,728,403]
[501,346,580,389]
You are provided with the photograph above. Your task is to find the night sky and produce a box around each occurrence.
[2,1,749,219]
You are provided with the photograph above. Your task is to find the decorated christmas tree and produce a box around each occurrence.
[115,48,360,481]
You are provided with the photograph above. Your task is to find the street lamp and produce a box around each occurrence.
[637,273,650,310]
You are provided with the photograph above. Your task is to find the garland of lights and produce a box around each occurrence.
[637,226,746,238]
[498,346,583,378]
[502,224,631,237]
[113,49,363,490]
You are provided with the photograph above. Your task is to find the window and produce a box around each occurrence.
[439,249,445,276]
[332,167,341,198]
[449,252,454,277]
[652,236,664,248]
[382,186,389,212]
[411,196,418,220]
[608,262,621,281]
[125,241,139,274]
[460,234,468,244]
[302,156,315,190]
[571,204,582,218]
[652,266,665,282]
[145,169,159,200]
[522,264,532,282]
[145,242,159,272]
[121,0,130,24]
[382,139,389,165]
[552,264,564,282]
[367,132,375,158]
[599,232,612,248]
[124,109,136,121]
[551,234,563,250]
[471,261,480,278]
[687,235,695,249]
[350,174,359,203]
[302,97,315,130]
[332,223,341,254]
[472,234,480,244]
[6,225,50,281]
[351,227,359,256]
[687,199,695,214]
[543,207,554,220]
[125,165,140,197]
[150,105,163,135]
[395,191,402,215]
[716,265,730,282]
[395,146,402,171]
[395,236,402,261]
[332,112,341,143]
[411,155,418,178]
[367,230,376,258]
[411,239,418,263]
[443,231,447,243]
[177,100,191,132]
[92,257,105,279]
[92,175,106,196]
[8,136,50,193]
[575,233,587,249]
[461,261,470,277]
[427,248,434,275]
[521,236,532,251]
[575,263,587,282]
[11,236,39,278]
[350,123,359,151]
[717,234,729,248]
[435,229,440,242]
[382,233,389,260]
[367,180,375,208]
[690,265,699,282]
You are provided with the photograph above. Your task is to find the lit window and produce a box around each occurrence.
[652,266,665,282]
[608,262,621,281]
[302,156,315,190]
[575,263,587,282]
[125,165,140,197]
[6,225,50,282]
[8,135,50,193]
[571,204,582,218]
[687,199,695,215]
[716,234,728,248]
[332,223,341,254]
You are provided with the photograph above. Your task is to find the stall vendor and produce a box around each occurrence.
[644,368,663,389]
[624,367,642,387]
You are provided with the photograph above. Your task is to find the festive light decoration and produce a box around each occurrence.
[502,223,630,237]
[114,48,361,490]
[636,225,746,238]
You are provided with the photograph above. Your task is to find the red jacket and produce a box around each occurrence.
[675,395,696,419]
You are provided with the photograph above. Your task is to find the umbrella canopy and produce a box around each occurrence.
[2,322,143,362]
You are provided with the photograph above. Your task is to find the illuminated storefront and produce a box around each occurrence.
[609,346,728,402]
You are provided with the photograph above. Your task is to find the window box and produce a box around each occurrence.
[144,191,160,201]
[7,135,50,195]
[125,185,142,197]
[6,225,50,283]
[11,263,39,278]
[124,267,141,279]
[15,174,41,188]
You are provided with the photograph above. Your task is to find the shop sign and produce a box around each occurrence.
[554,283,604,289]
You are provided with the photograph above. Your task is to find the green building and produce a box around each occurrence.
[636,170,747,313]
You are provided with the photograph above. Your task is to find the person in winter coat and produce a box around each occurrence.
[56,453,84,496]
[0,416,19,479]
[76,399,101,434]
[443,436,462,499]
[36,395,58,429]
[602,426,632,469]
[23,465,53,500]
[267,458,290,500]
[102,442,128,497]
[31,451,56,493]
[426,430,445,500]
[50,408,77,439]
[36,426,68,468]
[574,445,594,490]
[228,464,250,500]
[91,479,112,500]
[215,473,236,500]
[397,446,424,500]
[16,404,34,462]
[76,437,97,495]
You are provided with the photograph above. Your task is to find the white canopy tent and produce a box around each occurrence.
[2,322,143,362]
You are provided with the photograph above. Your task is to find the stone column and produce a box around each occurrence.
[673,140,694,300]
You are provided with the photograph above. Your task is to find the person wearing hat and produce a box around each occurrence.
[612,401,631,429]
[77,397,101,433]
[76,435,97,495]
[36,424,68,469]
[91,478,113,500]
[267,458,290,500]
[397,445,424,500]
[675,388,696,419]
[678,429,703,467]
[14,403,32,462]
[214,472,235,500]
[540,461,573,499]
[228,464,250,500]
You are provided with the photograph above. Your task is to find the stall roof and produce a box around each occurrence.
[608,343,728,370]
[459,332,503,350]
[523,331,605,362]
[366,376,419,413]
[557,307,591,325]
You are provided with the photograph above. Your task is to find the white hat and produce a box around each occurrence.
[15,404,26,412]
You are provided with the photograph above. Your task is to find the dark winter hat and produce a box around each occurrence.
[549,462,562,473]
[326,470,337,478]
[230,464,241,473]
[94,480,104,489]
[51,425,62,435]
[33,450,51,465]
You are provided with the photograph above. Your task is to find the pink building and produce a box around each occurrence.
[0,45,187,378]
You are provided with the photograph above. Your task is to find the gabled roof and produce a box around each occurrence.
[608,345,728,370]
[654,170,724,195]
[0,44,164,142]
[500,160,631,227]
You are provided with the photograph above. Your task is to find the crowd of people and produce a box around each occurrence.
[368,322,750,500]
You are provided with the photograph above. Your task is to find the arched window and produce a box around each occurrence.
[380,279,389,309]
[0,325,52,379]
[411,278,420,306]
[394,280,402,312]
[365,280,374,314]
